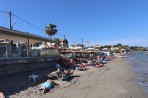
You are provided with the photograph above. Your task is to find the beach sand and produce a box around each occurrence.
[1,58,147,98]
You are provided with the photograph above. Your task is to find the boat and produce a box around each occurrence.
[145,52,148,55]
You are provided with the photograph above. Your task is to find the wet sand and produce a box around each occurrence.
[1,58,147,98]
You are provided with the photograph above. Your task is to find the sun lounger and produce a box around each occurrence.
[47,73,58,80]
[47,69,74,81]
[59,69,74,81]
[77,68,86,71]
[47,70,63,80]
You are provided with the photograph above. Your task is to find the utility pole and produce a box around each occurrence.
[9,11,13,57]
[9,11,12,30]
[1,11,13,58]
[82,39,83,49]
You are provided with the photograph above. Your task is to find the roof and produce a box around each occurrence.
[70,44,84,46]
[59,38,68,43]
[0,26,55,43]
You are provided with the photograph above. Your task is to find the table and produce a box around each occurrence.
[29,74,39,82]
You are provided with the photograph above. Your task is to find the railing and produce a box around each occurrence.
[31,48,59,57]
[0,46,59,58]
[0,46,6,58]
[3,51,6,58]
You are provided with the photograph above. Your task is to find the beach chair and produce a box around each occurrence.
[47,69,63,80]
[59,69,74,81]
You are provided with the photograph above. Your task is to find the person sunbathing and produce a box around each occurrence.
[79,59,92,70]
[79,62,86,70]
[82,59,93,66]
[94,62,104,68]
[48,64,65,79]
[38,79,58,94]
[48,69,61,79]
[87,59,93,66]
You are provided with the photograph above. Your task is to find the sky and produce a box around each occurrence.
[0,0,148,47]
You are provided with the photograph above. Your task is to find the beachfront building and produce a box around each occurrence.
[0,26,58,58]
[102,47,109,52]
[69,44,84,50]
[85,45,100,51]
[31,37,69,50]
[59,38,68,48]
[93,45,101,50]
[0,27,73,78]
[111,46,120,52]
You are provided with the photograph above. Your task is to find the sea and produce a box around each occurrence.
[126,52,148,94]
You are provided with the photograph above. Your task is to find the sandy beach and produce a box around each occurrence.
[1,57,147,98]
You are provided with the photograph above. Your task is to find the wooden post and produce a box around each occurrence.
[5,39,8,58]
[27,38,29,57]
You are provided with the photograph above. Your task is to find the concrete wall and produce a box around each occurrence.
[0,55,60,76]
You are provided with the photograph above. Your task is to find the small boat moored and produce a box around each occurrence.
[145,52,148,55]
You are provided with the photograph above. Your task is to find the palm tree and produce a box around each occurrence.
[45,24,58,39]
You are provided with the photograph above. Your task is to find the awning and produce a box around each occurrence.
[0,26,55,43]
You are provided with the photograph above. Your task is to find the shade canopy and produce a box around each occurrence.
[0,26,55,43]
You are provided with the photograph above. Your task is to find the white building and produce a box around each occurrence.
[69,44,84,50]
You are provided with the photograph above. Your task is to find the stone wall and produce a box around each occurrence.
[0,55,61,76]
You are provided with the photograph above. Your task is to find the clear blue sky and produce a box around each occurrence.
[0,0,148,47]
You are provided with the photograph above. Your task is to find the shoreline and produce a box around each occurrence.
[2,57,147,98]
[126,52,148,97]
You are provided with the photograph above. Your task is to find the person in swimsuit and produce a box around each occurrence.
[39,79,58,94]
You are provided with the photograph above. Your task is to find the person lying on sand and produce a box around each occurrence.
[94,62,104,68]
[38,79,58,94]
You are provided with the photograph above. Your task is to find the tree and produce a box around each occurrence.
[100,46,104,50]
[45,24,58,39]
[117,43,122,47]
[114,43,122,47]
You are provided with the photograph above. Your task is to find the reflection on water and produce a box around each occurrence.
[126,52,148,94]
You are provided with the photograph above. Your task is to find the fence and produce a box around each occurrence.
[0,46,59,58]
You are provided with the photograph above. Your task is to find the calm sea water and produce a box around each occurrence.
[126,52,148,94]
